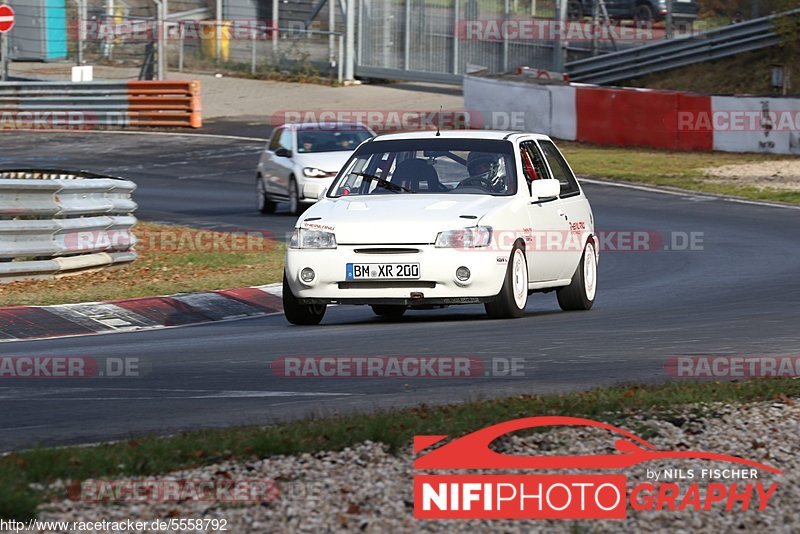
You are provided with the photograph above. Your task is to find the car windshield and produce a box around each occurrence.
[296,126,373,153]
[330,138,517,197]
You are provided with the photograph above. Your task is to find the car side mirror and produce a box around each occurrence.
[274,147,292,158]
[303,183,327,200]
[530,178,560,202]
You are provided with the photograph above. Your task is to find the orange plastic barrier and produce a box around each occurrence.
[127,80,202,128]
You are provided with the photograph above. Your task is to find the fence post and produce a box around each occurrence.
[338,33,344,83]
[502,0,509,71]
[178,22,184,72]
[251,25,257,75]
[272,0,279,52]
[453,0,459,75]
[404,0,410,70]
[345,0,355,80]
[552,0,565,73]
[216,0,222,62]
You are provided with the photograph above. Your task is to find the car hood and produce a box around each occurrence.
[299,194,511,244]
[292,151,352,173]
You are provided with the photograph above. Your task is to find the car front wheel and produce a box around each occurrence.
[557,240,597,311]
[283,274,326,325]
[287,177,301,216]
[485,244,528,319]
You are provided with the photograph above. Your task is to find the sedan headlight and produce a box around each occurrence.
[435,226,492,248]
[289,228,337,249]
[303,167,331,178]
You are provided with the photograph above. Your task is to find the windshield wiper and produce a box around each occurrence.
[352,171,415,194]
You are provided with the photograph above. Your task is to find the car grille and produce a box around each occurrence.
[353,248,421,254]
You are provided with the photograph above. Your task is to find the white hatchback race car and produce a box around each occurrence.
[282,131,598,325]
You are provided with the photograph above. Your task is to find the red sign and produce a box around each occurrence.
[0,5,14,33]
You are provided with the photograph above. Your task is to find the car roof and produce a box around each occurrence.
[371,130,551,142]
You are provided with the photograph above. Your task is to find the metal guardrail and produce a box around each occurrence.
[0,81,202,129]
[0,170,138,282]
[566,9,799,84]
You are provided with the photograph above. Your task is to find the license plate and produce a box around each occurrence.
[346,263,420,280]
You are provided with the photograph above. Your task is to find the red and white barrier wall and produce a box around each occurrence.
[464,76,800,155]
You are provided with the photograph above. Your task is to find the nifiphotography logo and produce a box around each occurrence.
[413,416,781,519]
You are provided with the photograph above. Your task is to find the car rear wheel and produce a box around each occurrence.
[485,244,528,319]
[557,240,597,311]
[283,274,326,325]
[257,175,277,214]
[371,305,407,319]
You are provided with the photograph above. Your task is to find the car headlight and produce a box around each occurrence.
[289,228,337,249]
[303,167,331,178]
[435,226,492,248]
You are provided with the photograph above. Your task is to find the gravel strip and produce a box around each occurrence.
[37,400,797,533]
[703,160,800,191]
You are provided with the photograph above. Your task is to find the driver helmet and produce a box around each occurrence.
[467,152,496,177]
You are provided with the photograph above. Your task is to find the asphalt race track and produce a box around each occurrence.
[1,132,799,452]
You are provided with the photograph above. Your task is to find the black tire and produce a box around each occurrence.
[283,274,326,325]
[257,175,277,214]
[287,177,304,216]
[485,243,528,319]
[557,240,597,311]
[567,0,583,20]
[633,3,654,22]
[371,305,407,318]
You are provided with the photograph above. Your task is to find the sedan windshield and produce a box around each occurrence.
[296,126,373,153]
[330,138,517,197]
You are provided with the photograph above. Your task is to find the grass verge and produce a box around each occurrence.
[559,142,800,205]
[2,378,798,519]
[0,222,286,307]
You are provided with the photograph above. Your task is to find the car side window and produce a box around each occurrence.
[519,141,550,185]
[268,127,283,151]
[278,129,293,153]
[539,140,580,197]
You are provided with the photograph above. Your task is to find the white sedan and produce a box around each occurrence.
[283,131,598,324]
[257,122,375,215]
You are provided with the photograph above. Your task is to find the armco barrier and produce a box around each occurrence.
[0,170,138,282]
[0,81,202,129]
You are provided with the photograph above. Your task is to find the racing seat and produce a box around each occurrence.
[392,159,447,193]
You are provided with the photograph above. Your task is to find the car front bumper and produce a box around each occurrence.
[285,245,508,305]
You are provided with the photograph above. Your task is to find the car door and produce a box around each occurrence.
[519,140,571,283]
[262,127,295,198]
[272,128,296,197]
[261,127,284,196]
[537,139,591,280]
